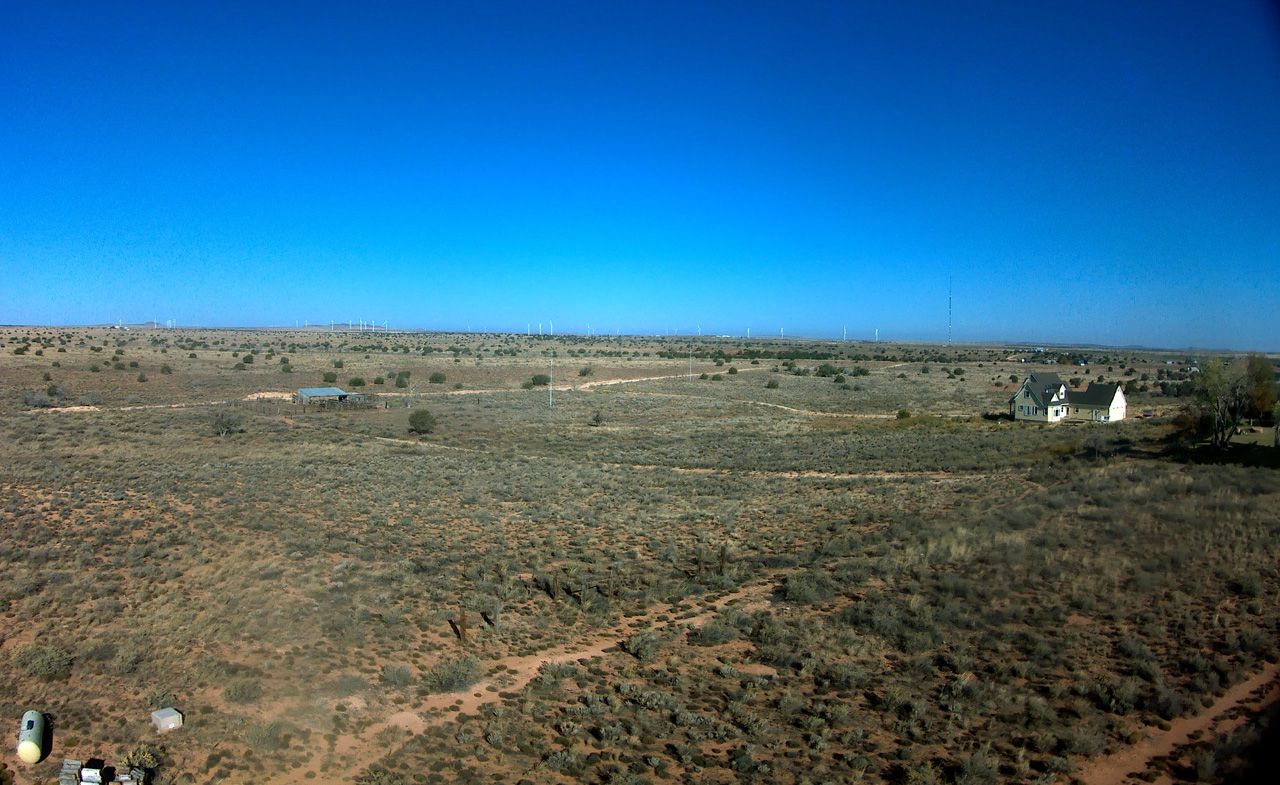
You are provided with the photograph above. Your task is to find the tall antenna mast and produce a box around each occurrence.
[549,347,554,408]
[948,276,953,345]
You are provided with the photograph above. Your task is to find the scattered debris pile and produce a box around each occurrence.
[60,758,147,785]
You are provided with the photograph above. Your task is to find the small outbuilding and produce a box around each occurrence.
[150,707,183,733]
[295,387,352,405]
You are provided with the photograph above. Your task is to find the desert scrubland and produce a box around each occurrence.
[1,327,1276,785]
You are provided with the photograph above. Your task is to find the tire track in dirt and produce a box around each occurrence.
[309,583,773,781]
[1079,663,1280,785]
[607,462,992,484]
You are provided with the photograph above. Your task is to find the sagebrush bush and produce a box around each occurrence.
[11,643,73,681]
[223,678,262,704]
[420,656,480,693]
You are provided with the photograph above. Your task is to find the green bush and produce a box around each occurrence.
[429,372,446,384]
[897,409,912,419]
[123,743,164,770]
[420,656,480,693]
[11,643,73,681]
[382,663,414,688]
[373,376,385,385]
[244,720,285,751]
[222,678,262,704]
[348,377,366,387]
[408,410,437,434]
[212,410,243,437]
[766,378,779,389]
[355,769,406,785]
[622,631,663,663]
[530,373,550,387]
[689,620,737,646]
[579,366,593,376]
[322,371,338,384]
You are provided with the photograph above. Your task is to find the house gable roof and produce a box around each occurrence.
[1071,382,1122,407]
[1011,372,1069,408]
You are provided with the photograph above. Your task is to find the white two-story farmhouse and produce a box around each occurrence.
[1009,371,1126,423]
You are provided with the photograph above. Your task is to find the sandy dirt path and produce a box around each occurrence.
[22,370,753,413]
[620,390,899,419]
[1079,663,1280,785]
[608,462,990,483]
[272,583,772,785]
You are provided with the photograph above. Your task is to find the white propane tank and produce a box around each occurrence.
[17,710,44,763]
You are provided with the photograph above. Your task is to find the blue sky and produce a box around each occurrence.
[2,2,1278,349]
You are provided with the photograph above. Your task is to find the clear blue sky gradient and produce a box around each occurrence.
[3,2,1278,348]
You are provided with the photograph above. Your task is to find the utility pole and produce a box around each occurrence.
[549,348,554,408]
[688,344,693,381]
[948,276,953,345]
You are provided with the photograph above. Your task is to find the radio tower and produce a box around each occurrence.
[948,277,953,344]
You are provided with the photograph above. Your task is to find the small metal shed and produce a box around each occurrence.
[150,707,183,733]
[296,387,351,404]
